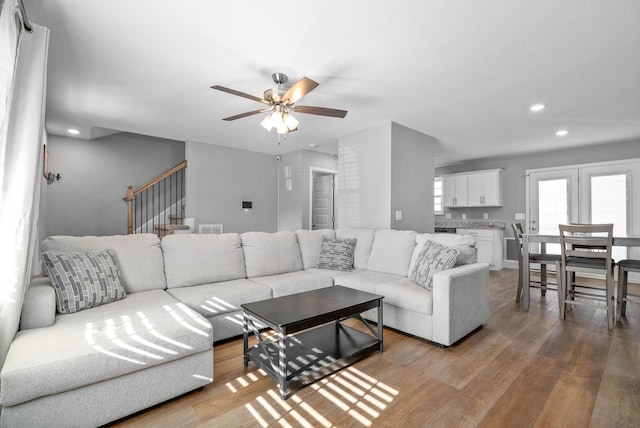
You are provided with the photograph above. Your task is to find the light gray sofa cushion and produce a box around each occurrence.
[306,267,364,280]
[241,231,303,277]
[334,270,405,294]
[367,229,417,276]
[249,271,334,297]
[19,277,56,330]
[166,278,272,317]
[295,229,336,269]
[336,228,376,269]
[161,233,246,288]
[375,278,433,315]
[40,234,166,293]
[0,289,212,407]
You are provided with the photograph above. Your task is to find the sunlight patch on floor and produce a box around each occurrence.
[227,364,398,427]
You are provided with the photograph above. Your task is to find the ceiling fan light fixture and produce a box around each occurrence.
[261,110,298,134]
[260,115,274,131]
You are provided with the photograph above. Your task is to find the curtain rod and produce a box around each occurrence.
[16,0,33,32]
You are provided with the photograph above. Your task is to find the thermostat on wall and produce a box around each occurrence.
[242,201,252,209]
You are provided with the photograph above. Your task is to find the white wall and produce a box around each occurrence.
[42,133,185,236]
[186,141,278,233]
[337,123,392,229]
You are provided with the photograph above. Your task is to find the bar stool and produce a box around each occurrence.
[512,223,562,312]
[559,223,615,329]
[616,259,640,321]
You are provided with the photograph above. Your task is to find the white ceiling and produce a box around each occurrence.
[24,0,640,166]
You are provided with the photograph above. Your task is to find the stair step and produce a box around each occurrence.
[168,214,185,225]
[154,223,190,238]
[155,224,190,231]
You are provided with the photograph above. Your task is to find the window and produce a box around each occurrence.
[434,177,443,215]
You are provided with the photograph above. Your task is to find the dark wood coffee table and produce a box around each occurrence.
[241,285,384,399]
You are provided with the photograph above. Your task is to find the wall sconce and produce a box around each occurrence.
[242,201,252,210]
[43,145,61,183]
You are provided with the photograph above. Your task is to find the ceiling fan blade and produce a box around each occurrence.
[282,77,319,104]
[291,105,348,118]
[211,85,271,105]
[222,109,267,121]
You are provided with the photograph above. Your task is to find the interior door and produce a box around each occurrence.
[312,174,334,230]
[527,169,579,253]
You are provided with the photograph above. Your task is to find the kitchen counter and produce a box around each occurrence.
[435,221,506,230]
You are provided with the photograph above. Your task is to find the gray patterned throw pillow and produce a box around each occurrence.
[42,250,126,314]
[317,237,357,271]
[411,240,459,290]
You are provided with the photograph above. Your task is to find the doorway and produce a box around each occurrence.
[309,168,337,230]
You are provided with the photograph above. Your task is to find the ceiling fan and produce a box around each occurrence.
[211,73,347,135]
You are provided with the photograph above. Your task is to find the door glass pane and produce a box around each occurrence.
[538,179,568,254]
[591,174,627,260]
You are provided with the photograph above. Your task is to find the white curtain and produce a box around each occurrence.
[0,0,49,368]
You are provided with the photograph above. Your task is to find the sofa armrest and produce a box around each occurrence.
[19,276,56,330]
[431,262,490,346]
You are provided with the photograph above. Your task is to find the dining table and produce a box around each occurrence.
[521,233,640,311]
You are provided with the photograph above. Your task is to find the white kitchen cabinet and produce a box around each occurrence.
[442,169,503,208]
[458,228,504,270]
[467,170,503,206]
[443,174,468,207]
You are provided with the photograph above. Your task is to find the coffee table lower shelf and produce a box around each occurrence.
[245,323,381,399]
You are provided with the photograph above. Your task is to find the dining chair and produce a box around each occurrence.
[616,259,640,321]
[512,223,562,313]
[559,223,615,329]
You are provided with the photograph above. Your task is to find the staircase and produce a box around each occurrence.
[123,161,189,238]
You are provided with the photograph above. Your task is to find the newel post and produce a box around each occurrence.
[124,185,134,234]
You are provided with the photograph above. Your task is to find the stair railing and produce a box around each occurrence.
[123,160,187,235]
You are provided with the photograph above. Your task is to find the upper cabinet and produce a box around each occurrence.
[442,174,468,207]
[443,169,503,208]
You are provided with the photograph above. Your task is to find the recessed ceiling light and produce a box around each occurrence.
[529,103,545,112]
[67,128,80,135]
[556,129,569,137]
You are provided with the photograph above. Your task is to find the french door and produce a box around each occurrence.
[527,160,639,264]
[527,169,579,254]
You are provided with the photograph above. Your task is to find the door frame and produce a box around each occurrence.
[309,167,338,231]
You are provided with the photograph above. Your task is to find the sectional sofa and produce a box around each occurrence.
[0,228,489,427]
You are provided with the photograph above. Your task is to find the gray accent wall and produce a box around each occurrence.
[390,122,435,232]
[41,133,185,237]
[185,141,278,233]
[435,138,640,239]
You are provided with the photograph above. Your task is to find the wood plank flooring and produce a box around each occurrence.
[110,269,640,427]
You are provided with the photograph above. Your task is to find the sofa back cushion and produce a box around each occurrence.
[295,229,336,269]
[367,229,417,276]
[241,231,303,277]
[40,234,166,293]
[336,228,376,269]
[161,233,246,288]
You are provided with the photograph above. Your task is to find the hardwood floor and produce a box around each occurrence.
[111,269,640,427]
